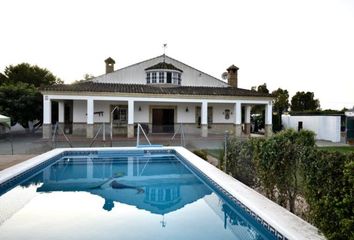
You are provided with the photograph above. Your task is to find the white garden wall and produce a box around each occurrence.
[282,115,341,142]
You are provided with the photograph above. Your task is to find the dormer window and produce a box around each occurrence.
[146,72,151,83]
[151,72,157,83]
[172,72,181,85]
[159,72,164,83]
[145,62,183,86]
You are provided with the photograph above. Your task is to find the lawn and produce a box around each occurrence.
[205,149,223,159]
[318,146,354,153]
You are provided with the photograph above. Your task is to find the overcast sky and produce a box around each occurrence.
[1,0,353,110]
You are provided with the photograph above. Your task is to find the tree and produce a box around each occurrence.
[0,83,42,127]
[251,83,270,131]
[0,73,7,83]
[271,88,290,132]
[291,91,320,111]
[0,63,61,128]
[72,73,95,84]
[272,88,289,114]
[251,83,269,94]
[2,63,62,87]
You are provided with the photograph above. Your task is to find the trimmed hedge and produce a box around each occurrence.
[225,129,353,239]
[302,150,354,240]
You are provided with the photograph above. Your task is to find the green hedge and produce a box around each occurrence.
[225,129,353,239]
[226,138,262,187]
[302,150,354,240]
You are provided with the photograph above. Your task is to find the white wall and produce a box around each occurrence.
[72,100,237,124]
[177,103,197,123]
[73,100,86,123]
[73,100,125,123]
[282,115,341,142]
[134,102,149,123]
[210,104,235,123]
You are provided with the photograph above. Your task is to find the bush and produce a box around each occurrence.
[302,150,354,240]
[226,138,262,187]
[254,129,315,213]
[193,149,208,160]
[224,129,352,239]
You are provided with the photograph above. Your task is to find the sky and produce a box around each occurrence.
[0,0,353,110]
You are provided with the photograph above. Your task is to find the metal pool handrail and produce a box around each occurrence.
[89,123,106,147]
[52,122,73,148]
[170,123,186,146]
[136,123,151,147]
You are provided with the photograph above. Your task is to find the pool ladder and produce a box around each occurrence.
[170,123,186,146]
[136,123,152,147]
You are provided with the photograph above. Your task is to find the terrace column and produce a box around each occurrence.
[127,100,134,138]
[43,95,52,139]
[244,105,252,136]
[265,102,273,137]
[201,101,208,137]
[58,101,65,129]
[86,98,94,138]
[234,102,242,137]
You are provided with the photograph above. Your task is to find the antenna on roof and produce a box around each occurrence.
[163,43,167,62]
[221,72,228,80]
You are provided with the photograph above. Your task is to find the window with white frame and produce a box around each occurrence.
[112,105,127,124]
[152,72,157,83]
[172,72,179,84]
[146,72,151,84]
[146,71,181,85]
[159,72,164,83]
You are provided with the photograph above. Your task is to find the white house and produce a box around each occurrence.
[41,55,273,139]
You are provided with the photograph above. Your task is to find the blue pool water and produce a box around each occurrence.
[0,150,276,240]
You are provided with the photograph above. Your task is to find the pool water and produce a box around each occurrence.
[0,151,275,240]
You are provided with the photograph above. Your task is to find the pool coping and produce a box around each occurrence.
[0,147,325,240]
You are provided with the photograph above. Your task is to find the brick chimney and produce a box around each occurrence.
[227,65,239,88]
[105,57,115,74]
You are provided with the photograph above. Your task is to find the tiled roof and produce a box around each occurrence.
[145,62,183,72]
[42,82,272,97]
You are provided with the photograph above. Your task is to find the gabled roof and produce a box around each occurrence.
[90,55,229,87]
[42,81,272,98]
[145,62,183,72]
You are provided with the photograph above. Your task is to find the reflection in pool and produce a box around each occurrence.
[0,153,275,240]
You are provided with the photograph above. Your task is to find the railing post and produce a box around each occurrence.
[102,122,105,146]
[224,130,229,172]
[52,122,58,149]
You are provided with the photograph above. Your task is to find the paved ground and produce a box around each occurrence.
[0,130,351,171]
[0,155,37,171]
[315,140,350,147]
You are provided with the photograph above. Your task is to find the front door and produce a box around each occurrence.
[152,109,174,133]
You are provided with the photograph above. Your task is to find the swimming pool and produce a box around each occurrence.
[0,147,324,240]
